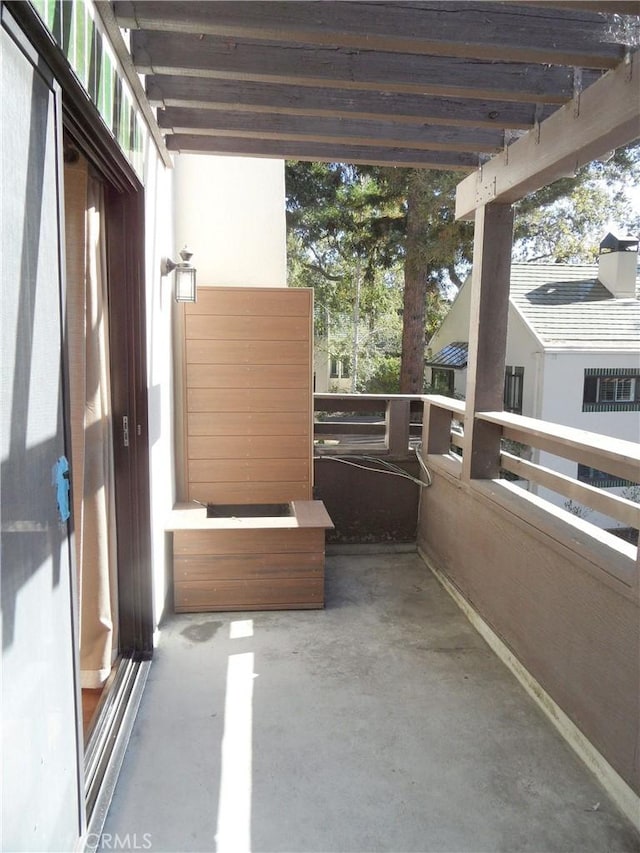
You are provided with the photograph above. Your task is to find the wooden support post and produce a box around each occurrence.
[463,203,514,480]
[423,402,453,456]
[386,398,411,457]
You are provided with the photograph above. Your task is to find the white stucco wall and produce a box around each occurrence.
[427,279,473,356]
[539,350,640,440]
[536,350,640,528]
[505,307,543,418]
[425,279,472,396]
[144,147,177,627]
[144,153,290,627]
[173,154,287,288]
[427,279,543,407]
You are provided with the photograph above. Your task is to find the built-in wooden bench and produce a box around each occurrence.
[168,501,333,612]
[169,286,333,612]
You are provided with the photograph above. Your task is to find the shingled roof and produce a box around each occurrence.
[426,341,468,368]
[509,263,640,352]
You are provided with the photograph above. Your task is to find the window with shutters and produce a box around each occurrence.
[582,369,640,412]
[504,366,524,414]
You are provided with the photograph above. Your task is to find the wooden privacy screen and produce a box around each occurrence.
[183,286,313,505]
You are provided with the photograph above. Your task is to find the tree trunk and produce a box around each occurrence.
[351,259,361,393]
[399,172,431,393]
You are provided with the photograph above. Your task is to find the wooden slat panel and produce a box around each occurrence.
[188,434,310,460]
[182,287,313,507]
[186,314,310,341]
[174,526,324,555]
[187,363,310,389]
[174,577,323,611]
[187,338,310,365]
[186,287,311,317]
[188,457,310,483]
[174,551,323,581]
[188,388,309,413]
[188,411,310,436]
[188,480,312,504]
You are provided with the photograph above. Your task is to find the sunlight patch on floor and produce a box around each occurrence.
[229,619,254,640]
[215,651,255,853]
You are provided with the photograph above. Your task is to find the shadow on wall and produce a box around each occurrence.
[2,73,66,651]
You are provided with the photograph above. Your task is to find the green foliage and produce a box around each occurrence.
[364,356,401,394]
[286,144,640,392]
[514,143,640,262]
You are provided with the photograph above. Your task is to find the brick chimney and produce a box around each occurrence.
[597,232,639,299]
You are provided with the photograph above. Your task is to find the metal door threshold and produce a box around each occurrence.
[83,656,151,852]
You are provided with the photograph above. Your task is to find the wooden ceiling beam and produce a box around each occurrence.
[115,1,629,69]
[455,50,640,219]
[156,107,505,153]
[146,76,556,130]
[165,134,479,170]
[131,31,601,104]
[522,2,640,14]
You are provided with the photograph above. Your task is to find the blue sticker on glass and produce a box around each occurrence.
[52,456,71,523]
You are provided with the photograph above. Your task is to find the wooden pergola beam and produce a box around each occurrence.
[455,50,640,219]
[115,1,627,68]
[131,31,600,103]
[146,76,556,130]
[164,134,478,169]
[157,107,504,154]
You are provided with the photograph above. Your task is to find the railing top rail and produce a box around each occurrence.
[314,393,425,402]
[478,411,640,466]
[422,394,467,416]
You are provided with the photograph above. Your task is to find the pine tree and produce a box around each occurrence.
[286,144,640,393]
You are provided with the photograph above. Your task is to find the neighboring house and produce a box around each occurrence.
[426,234,640,530]
[314,334,352,392]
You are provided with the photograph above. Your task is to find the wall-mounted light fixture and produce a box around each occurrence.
[161,245,197,303]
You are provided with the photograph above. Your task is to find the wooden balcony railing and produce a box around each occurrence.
[418,398,640,813]
[314,393,424,459]
[422,395,640,537]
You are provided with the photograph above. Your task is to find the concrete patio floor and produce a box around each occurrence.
[101,552,639,852]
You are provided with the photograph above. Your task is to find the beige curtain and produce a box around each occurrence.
[65,153,118,688]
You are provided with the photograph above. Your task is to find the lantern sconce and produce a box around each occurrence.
[161,245,197,303]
